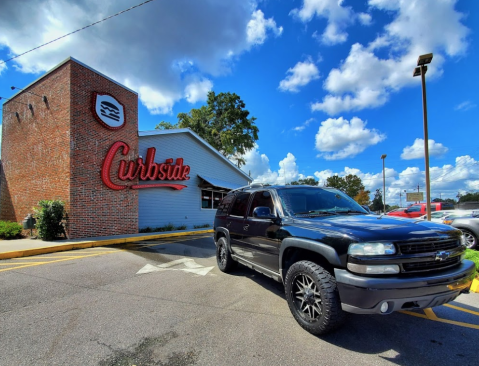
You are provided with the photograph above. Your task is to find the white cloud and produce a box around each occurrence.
[401,138,449,160]
[358,12,372,26]
[247,9,283,45]
[0,60,6,75]
[312,0,470,115]
[242,146,301,184]
[0,0,281,115]
[455,100,476,111]
[293,118,315,132]
[184,78,213,104]
[315,117,386,160]
[279,58,320,93]
[290,0,354,45]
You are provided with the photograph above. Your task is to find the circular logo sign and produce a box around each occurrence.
[92,92,126,130]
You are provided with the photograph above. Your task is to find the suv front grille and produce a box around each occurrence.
[402,256,461,272]
[397,238,460,254]
[395,238,462,273]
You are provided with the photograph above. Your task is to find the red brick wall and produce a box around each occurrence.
[0,63,71,224]
[69,62,138,238]
[0,59,139,238]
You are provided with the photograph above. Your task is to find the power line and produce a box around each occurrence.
[0,0,157,66]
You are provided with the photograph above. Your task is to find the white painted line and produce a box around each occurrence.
[157,258,194,268]
[136,258,214,276]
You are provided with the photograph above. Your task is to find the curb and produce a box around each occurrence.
[0,229,214,260]
[471,278,479,293]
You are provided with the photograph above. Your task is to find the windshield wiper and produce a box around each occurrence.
[334,209,366,214]
[294,210,339,216]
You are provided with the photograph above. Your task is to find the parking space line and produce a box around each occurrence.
[401,308,479,330]
[0,251,124,273]
[443,303,479,316]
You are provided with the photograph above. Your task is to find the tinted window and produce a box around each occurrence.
[407,206,421,212]
[229,192,251,217]
[248,191,275,217]
[277,187,366,216]
[216,194,235,216]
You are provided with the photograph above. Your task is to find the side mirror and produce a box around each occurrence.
[253,206,276,219]
[404,209,410,213]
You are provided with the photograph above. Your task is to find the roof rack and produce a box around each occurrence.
[231,183,265,192]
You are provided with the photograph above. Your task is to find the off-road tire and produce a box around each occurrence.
[285,260,345,335]
[461,229,477,249]
[216,237,237,272]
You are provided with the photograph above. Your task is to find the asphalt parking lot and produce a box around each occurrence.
[1,234,478,366]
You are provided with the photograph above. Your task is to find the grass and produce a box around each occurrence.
[465,248,479,276]
[139,223,186,233]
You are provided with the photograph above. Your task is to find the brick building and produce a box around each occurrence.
[0,57,249,239]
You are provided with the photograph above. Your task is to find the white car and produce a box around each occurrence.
[418,210,477,223]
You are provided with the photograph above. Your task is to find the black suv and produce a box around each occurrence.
[213,184,475,335]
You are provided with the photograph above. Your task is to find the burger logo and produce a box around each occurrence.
[92,92,125,130]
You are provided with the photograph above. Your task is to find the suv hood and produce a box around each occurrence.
[291,214,459,242]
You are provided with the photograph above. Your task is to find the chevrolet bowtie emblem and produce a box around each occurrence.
[435,251,450,261]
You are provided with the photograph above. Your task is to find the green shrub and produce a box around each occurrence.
[34,200,66,241]
[176,225,187,230]
[193,223,211,229]
[0,221,23,239]
[465,249,479,276]
[139,223,185,233]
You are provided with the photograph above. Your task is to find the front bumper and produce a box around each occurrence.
[334,260,476,314]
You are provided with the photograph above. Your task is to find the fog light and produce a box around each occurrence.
[380,302,389,313]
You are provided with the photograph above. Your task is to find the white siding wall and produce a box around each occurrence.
[138,132,249,229]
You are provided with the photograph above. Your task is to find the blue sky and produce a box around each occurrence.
[1,0,478,206]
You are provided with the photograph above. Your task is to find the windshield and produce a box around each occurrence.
[277,187,367,217]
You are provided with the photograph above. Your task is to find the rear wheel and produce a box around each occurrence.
[461,229,477,249]
[216,237,237,272]
[285,260,345,335]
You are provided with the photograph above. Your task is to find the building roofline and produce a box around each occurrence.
[139,128,251,181]
[8,57,137,102]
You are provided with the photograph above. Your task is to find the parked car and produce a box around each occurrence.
[442,217,479,249]
[214,184,475,335]
[418,210,477,223]
[387,202,455,219]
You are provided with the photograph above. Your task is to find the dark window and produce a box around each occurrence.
[248,191,275,217]
[407,205,421,212]
[202,190,212,209]
[216,194,234,216]
[229,192,251,217]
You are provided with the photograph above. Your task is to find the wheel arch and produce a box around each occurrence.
[280,238,342,282]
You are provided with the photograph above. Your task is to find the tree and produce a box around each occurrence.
[169,91,258,167]
[354,190,370,206]
[370,189,383,212]
[458,191,479,203]
[155,121,177,130]
[290,178,318,186]
[325,174,367,199]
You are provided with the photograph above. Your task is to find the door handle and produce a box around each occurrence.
[243,224,249,231]
[227,221,231,227]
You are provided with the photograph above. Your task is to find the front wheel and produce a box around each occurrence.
[216,237,237,272]
[461,229,477,249]
[285,261,345,335]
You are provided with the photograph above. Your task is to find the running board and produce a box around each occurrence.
[231,254,282,283]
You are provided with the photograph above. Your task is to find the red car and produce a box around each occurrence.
[387,202,455,218]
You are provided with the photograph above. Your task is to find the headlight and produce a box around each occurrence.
[348,242,396,256]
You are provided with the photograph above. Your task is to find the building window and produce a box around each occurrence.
[201,189,227,210]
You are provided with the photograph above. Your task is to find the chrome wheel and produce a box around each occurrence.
[461,229,477,249]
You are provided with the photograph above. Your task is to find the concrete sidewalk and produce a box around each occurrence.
[0,229,214,260]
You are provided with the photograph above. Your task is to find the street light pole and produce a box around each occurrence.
[413,53,433,221]
[381,154,387,214]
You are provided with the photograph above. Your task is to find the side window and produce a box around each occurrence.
[248,191,275,217]
[408,205,421,212]
[216,194,234,216]
[229,192,251,217]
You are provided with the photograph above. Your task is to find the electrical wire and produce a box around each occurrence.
[0,0,156,66]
